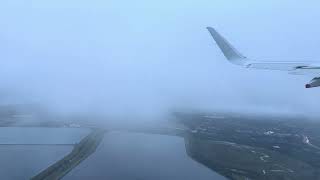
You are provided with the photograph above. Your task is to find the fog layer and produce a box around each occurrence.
[1,0,320,120]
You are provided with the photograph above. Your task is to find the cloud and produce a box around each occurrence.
[1,0,320,121]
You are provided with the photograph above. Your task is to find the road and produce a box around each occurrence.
[31,129,105,180]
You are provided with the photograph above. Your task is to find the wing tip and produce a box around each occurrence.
[206,26,247,65]
[206,27,217,35]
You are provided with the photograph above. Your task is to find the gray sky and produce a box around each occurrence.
[1,0,320,119]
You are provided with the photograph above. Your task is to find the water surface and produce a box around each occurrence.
[65,132,225,180]
[0,128,225,179]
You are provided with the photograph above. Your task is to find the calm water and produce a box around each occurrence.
[0,128,225,180]
[0,127,89,180]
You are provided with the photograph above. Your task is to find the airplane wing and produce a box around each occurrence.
[207,27,320,88]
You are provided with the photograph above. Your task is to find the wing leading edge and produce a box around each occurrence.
[207,27,320,88]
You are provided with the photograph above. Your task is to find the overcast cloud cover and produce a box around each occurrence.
[0,0,320,120]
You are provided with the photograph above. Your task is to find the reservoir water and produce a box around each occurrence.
[0,128,225,180]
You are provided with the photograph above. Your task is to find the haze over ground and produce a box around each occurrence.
[1,0,320,121]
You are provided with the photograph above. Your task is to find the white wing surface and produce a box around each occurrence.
[207,27,320,88]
